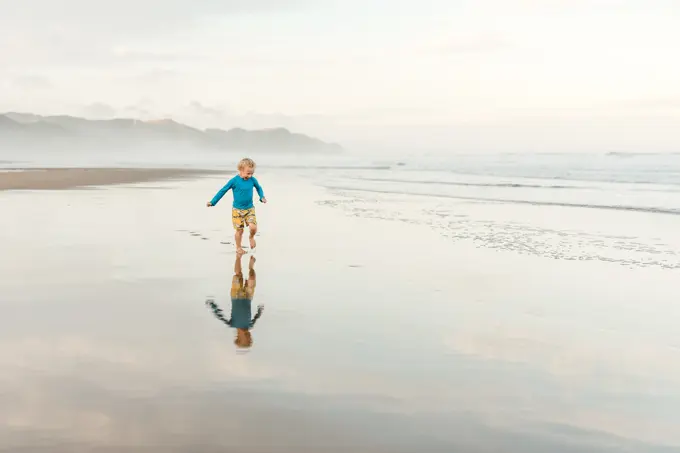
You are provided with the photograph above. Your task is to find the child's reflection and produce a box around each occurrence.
[206,254,264,349]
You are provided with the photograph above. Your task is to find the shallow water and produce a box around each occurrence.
[307,153,680,271]
[1,172,680,452]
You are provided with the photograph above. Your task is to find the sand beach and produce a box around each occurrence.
[1,166,679,452]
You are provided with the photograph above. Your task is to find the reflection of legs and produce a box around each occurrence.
[246,255,256,299]
[231,254,244,298]
[234,253,242,275]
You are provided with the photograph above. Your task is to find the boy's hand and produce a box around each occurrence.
[261,198,267,204]
[206,201,213,207]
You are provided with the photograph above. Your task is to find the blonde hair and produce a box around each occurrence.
[238,158,256,171]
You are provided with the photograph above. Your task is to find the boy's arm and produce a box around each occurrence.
[208,177,235,206]
[252,177,266,202]
[250,305,264,328]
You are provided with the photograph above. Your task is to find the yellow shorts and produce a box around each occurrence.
[232,207,257,230]
[231,272,255,300]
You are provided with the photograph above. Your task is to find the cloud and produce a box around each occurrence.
[1,0,679,151]
[131,69,182,84]
[0,0,312,69]
[614,97,680,111]
[439,33,509,54]
[81,103,117,119]
[3,0,310,32]
[121,98,158,119]
[188,101,225,118]
[12,75,53,90]
[111,47,207,63]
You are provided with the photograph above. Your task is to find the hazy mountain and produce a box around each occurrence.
[0,112,343,153]
[0,115,23,130]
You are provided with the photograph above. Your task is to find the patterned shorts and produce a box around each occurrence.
[232,207,257,230]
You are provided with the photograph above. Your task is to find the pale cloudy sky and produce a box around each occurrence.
[1,0,679,151]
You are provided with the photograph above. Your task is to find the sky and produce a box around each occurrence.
[1,0,679,152]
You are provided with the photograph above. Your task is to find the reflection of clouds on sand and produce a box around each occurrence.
[1,379,359,450]
[2,335,677,451]
[0,331,422,396]
[440,320,680,446]
[443,323,680,384]
[5,298,677,450]
[0,334,443,450]
[0,338,295,447]
[4,322,675,448]
[0,336,294,387]
[0,337,138,367]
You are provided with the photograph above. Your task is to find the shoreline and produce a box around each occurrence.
[0,167,227,191]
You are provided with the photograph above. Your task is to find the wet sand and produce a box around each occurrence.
[0,167,225,191]
[1,171,679,452]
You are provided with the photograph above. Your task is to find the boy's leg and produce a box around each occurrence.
[235,229,245,253]
[232,208,246,253]
[245,208,258,249]
[248,224,257,249]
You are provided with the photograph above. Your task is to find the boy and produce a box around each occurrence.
[205,254,264,349]
[207,158,267,254]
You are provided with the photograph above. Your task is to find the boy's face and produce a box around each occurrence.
[239,166,254,180]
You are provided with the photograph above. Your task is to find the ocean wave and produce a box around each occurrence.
[264,165,392,170]
[350,177,584,190]
[325,185,680,216]
[607,151,680,156]
[390,168,680,186]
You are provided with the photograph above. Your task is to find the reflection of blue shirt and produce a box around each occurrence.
[210,176,265,210]
[230,299,252,329]
[205,299,263,329]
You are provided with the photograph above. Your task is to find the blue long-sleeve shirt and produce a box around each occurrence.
[210,176,265,209]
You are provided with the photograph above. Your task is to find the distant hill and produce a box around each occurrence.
[0,115,23,130]
[0,112,343,153]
